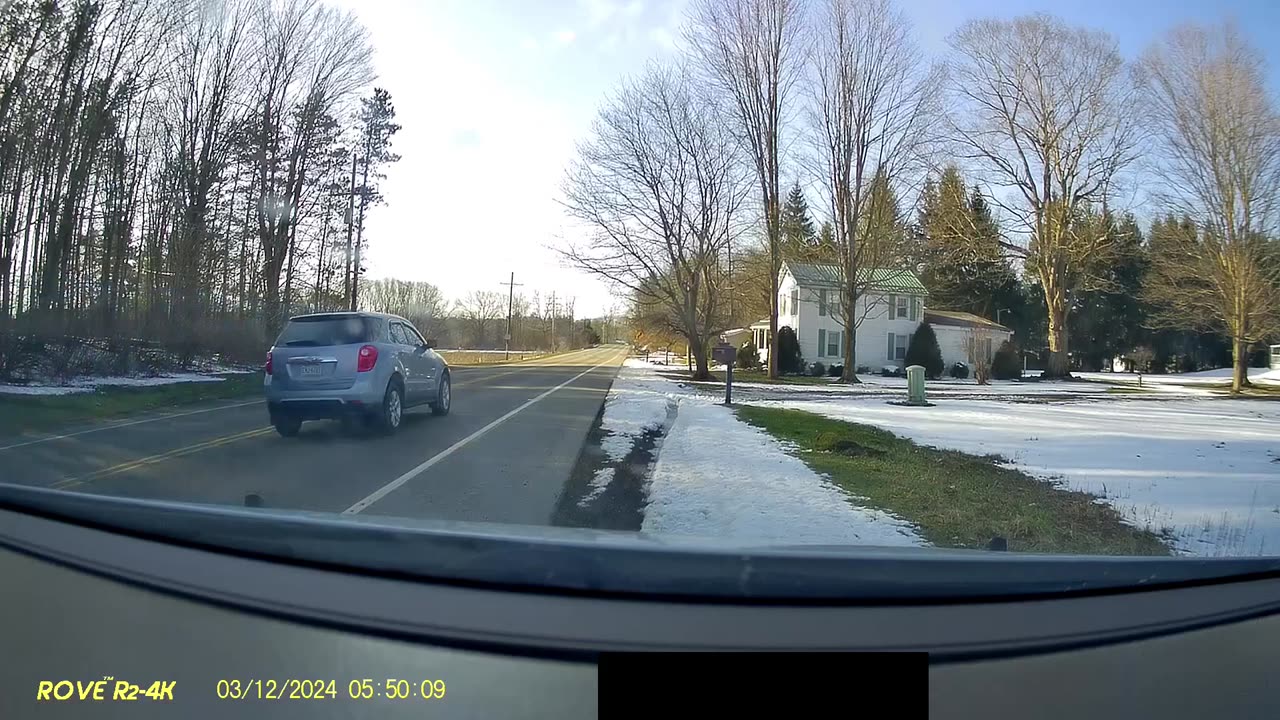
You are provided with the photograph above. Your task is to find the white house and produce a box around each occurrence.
[748,261,1012,373]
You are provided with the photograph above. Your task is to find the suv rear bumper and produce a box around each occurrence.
[267,399,373,421]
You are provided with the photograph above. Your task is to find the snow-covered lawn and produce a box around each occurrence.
[1075,367,1280,388]
[596,359,924,546]
[759,395,1280,556]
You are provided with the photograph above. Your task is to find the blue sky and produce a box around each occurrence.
[337,0,1280,317]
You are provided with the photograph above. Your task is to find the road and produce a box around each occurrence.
[0,346,628,526]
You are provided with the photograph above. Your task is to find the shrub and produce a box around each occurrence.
[991,341,1022,380]
[827,363,843,377]
[950,362,969,379]
[856,365,871,375]
[737,340,760,370]
[776,326,804,374]
[881,365,901,377]
[904,322,944,379]
[809,361,826,377]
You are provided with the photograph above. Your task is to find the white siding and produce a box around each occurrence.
[776,277,925,370]
[934,325,1014,370]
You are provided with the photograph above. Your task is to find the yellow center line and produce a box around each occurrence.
[51,426,274,490]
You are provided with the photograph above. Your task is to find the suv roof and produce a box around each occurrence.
[288,311,406,323]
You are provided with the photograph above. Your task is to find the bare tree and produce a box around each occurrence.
[947,14,1140,377]
[964,326,995,384]
[1137,23,1280,393]
[246,0,372,332]
[686,0,805,379]
[809,0,939,381]
[559,64,748,380]
[454,290,505,349]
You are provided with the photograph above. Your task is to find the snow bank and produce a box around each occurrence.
[598,359,675,462]
[0,385,92,396]
[766,396,1280,556]
[642,398,925,546]
[609,360,925,546]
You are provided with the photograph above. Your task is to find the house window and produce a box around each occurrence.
[887,332,907,361]
[790,289,798,315]
[818,289,827,316]
[817,329,826,358]
[780,294,786,315]
[827,330,841,358]
[896,295,909,319]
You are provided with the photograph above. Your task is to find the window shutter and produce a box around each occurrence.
[887,333,894,361]
[910,296,919,321]
[888,295,896,318]
[818,329,826,358]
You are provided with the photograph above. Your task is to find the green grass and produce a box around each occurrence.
[735,406,1171,556]
[0,372,263,437]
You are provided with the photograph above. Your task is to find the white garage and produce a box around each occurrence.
[925,309,1014,372]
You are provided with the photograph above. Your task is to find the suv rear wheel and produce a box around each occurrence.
[273,415,302,438]
[376,380,404,434]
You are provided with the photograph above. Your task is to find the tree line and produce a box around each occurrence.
[0,0,400,377]
[560,0,1280,390]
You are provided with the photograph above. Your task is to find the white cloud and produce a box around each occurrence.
[519,35,539,51]
[553,28,577,45]
[648,26,676,50]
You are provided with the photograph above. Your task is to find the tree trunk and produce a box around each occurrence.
[1231,336,1250,394]
[1044,288,1069,378]
[690,334,710,381]
[840,291,861,383]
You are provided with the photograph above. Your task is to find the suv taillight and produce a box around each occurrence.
[357,344,378,372]
[265,350,273,376]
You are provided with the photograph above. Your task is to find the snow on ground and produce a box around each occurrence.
[598,360,676,462]
[1075,367,1280,387]
[0,385,92,396]
[760,395,1280,556]
[603,359,925,546]
[0,371,232,396]
[642,395,925,546]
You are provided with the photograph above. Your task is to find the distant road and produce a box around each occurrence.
[0,346,628,525]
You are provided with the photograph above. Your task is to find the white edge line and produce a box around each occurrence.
[0,399,261,452]
[343,352,619,515]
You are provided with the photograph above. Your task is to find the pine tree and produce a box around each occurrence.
[1069,212,1148,370]
[781,182,816,258]
[913,167,1021,321]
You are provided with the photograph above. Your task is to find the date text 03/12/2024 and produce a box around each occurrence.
[217,678,447,701]
[36,679,175,702]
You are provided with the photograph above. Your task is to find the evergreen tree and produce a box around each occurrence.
[1069,212,1148,370]
[781,182,817,257]
[904,322,944,379]
[776,325,803,374]
[912,167,1020,319]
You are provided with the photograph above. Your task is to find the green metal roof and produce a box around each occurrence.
[783,261,927,294]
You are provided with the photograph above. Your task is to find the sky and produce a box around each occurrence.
[333,0,1280,318]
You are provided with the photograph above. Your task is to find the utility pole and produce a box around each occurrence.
[548,291,557,352]
[343,152,357,310]
[499,272,523,360]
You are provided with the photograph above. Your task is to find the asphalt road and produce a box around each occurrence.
[0,346,628,525]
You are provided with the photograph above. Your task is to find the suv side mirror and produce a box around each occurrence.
[424,338,436,349]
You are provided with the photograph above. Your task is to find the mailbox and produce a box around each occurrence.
[711,343,737,365]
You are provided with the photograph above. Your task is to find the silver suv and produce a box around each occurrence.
[264,312,451,437]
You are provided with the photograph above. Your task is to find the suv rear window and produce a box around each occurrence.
[275,316,377,347]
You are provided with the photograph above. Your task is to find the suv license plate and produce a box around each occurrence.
[299,365,323,377]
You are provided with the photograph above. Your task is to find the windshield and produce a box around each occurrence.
[1,0,1279,595]
[276,317,377,347]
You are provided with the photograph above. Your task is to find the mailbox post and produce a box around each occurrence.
[712,342,737,405]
